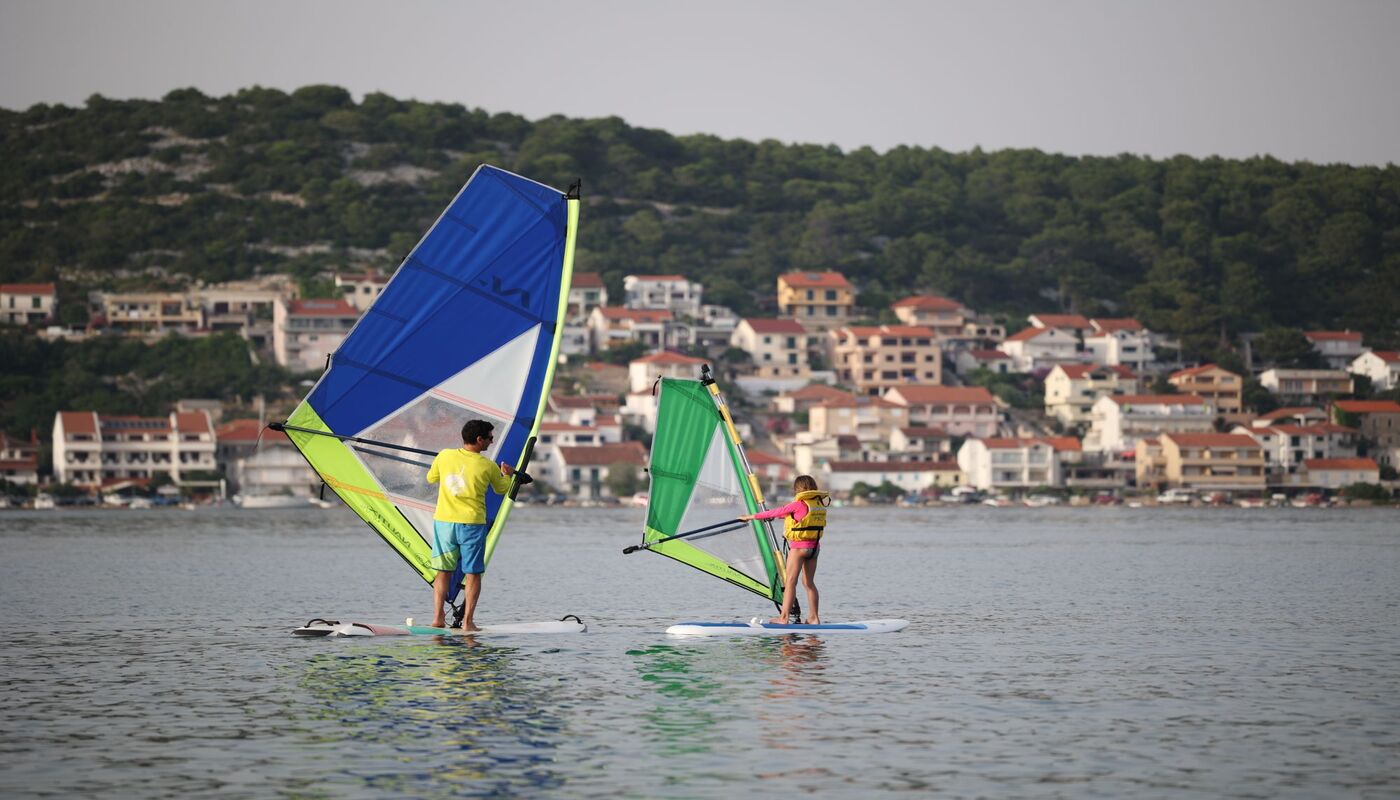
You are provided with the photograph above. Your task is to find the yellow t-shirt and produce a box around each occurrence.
[426,448,512,523]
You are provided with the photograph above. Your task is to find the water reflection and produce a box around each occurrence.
[286,637,566,796]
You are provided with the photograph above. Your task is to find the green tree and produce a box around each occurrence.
[605,462,641,498]
[1254,328,1323,368]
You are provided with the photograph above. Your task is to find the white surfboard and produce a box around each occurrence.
[293,616,587,637]
[665,618,909,637]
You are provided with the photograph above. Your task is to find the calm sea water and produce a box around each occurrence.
[1,505,1397,798]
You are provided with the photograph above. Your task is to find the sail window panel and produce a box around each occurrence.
[675,426,769,584]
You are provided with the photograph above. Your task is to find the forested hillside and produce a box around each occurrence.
[3,84,1398,354]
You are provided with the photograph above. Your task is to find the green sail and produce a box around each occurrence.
[643,378,783,603]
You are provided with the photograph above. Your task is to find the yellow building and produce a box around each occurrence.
[1169,364,1243,414]
[830,325,941,396]
[1153,432,1266,491]
[777,272,855,332]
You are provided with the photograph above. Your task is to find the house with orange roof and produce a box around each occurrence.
[1045,364,1140,427]
[1146,432,1266,491]
[1249,406,1328,428]
[624,274,703,317]
[1233,422,1360,478]
[1,283,57,325]
[53,410,217,487]
[0,430,41,486]
[555,441,649,500]
[829,324,941,396]
[771,383,851,415]
[273,297,359,371]
[546,394,623,428]
[586,306,674,352]
[883,385,1001,437]
[1331,400,1400,470]
[889,295,967,335]
[889,426,954,461]
[628,351,708,393]
[1350,350,1400,391]
[808,395,909,444]
[957,437,1063,491]
[746,449,795,495]
[334,269,389,312]
[1084,318,1154,372]
[819,459,964,494]
[1086,394,1214,453]
[1305,331,1365,370]
[532,419,623,490]
[566,272,608,322]
[1298,457,1380,489]
[214,418,319,498]
[1028,313,1094,336]
[731,318,811,381]
[951,349,1013,375]
[1169,364,1243,415]
[776,271,855,332]
[1259,368,1353,403]
[997,326,1084,372]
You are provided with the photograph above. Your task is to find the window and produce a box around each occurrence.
[806,290,814,300]
[826,306,838,317]
[32,297,42,309]
[825,290,837,301]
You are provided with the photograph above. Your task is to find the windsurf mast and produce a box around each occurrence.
[278,165,579,593]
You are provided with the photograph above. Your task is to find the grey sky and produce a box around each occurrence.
[3,0,1397,165]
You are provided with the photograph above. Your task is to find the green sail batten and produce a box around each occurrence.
[285,402,435,583]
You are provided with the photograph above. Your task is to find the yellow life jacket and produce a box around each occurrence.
[783,490,830,542]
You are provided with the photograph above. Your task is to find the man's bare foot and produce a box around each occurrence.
[804,617,820,625]
[430,619,446,628]
[460,621,482,632]
[769,616,789,625]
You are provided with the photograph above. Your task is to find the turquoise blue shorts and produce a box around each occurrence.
[431,522,488,574]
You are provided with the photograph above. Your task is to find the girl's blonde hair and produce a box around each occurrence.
[793,474,819,493]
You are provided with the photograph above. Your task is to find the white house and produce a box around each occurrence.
[1305,331,1366,370]
[889,426,953,461]
[952,349,1012,375]
[1085,394,1213,454]
[1300,458,1379,489]
[819,460,964,494]
[731,318,810,380]
[1044,364,1139,427]
[1350,350,1400,391]
[1084,319,1154,372]
[889,294,967,335]
[628,351,708,393]
[623,274,703,317]
[883,386,1000,438]
[586,306,674,352]
[1259,369,1354,402]
[273,298,359,371]
[334,270,389,312]
[215,418,319,497]
[1028,313,1094,337]
[566,272,608,322]
[532,420,623,490]
[0,431,40,486]
[997,326,1083,372]
[0,282,57,325]
[957,437,1061,491]
[808,395,909,444]
[1235,422,1360,477]
[555,441,648,500]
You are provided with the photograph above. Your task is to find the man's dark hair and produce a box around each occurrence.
[461,419,494,445]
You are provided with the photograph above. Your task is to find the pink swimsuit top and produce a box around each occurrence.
[750,500,820,549]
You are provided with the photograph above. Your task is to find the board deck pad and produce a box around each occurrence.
[665,618,909,636]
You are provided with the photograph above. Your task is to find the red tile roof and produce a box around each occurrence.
[632,351,707,366]
[899,426,950,437]
[288,299,358,316]
[742,317,807,334]
[890,295,963,311]
[1365,350,1400,364]
[1039,436,1083,452]
[1333,400,1400,414]
[58,411,100,436]
[814,395,902,410]
[627,274,688,282]
[172,411,212,434]
[1303,457,1378,471]
[1003,327,1052,342]
[779,271,853,290]
[1111,394,1208,406]
[215,418,288,443]
[571,272,606,288]
[885,386,997,405]
[1170,363,1238,380]
[1030,313,1092,330]
[550,394,620,409]
[746,450,792,466]
[782,384,851,402]
[1256,406,1325,421]
[978,437,1055,450]
[827,460,960,472]
[556,442,648,466]
[1304,331,1362,342]
[968,349,1010,360]
[0,282,56,295]
[1090,318,1144,332]
[1162,433,1261,448]
[1056,364,1136,380]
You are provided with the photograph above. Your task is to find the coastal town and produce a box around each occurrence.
[2,269,1396,509]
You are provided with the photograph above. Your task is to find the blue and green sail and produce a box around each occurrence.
[282,165,578,593]
[642,377,786,604]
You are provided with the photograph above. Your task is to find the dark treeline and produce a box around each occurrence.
[3,84,1398,357]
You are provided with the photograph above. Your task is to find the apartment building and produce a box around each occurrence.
[1086,394,1213,453]
[957,438,1061,491]
[883,385,1000,437]
[889,295,967,335]
[731,318,810,379]
[1148,432,1266,492]
[1259,369,1354,403]
[273,298,359,371]
[1331,400,1400,468]
[53,410,217,486]
[808,395,910,445]
[0,431,40,485]
[1,283,56,325]
[99,291,204,333]
[830,325,940,396]
[777,272,855,332]
[1044,364,1140,427]
[586,307,674,352]
[997,326,1082,372]
[1237,422,1360,477]
[1168,364,1243,415]
[624,274,703,317]
[1305,331,1365,370]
